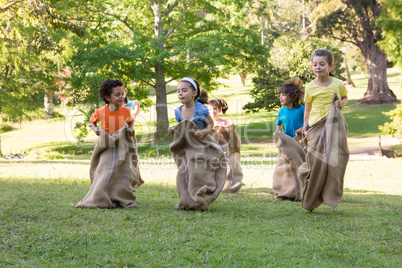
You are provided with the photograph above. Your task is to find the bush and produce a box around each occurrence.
[379,104,402,141]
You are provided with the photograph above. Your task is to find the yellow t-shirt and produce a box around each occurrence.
[304,77,348,126]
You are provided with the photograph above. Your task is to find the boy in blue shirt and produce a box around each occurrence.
[276,78,305,137]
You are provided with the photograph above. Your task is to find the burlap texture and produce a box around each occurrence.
[298,94,349,211]
[170,120,227,211]
[75,127,143,208]
[273,131,305,200]
[214,125,244,193]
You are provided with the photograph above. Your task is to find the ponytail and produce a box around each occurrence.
[197,89,209,104]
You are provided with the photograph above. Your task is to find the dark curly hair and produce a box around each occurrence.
[209,98,228,114]
[279,78,304,108]
[99,78,125,104]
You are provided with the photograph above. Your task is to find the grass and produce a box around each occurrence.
[0,159,401,266]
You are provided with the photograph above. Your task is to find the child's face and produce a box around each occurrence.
[279,93,291,106]
[106,86,126,107]
[208,104,220,118]
[177,81,197,104]
[312,56,334,77]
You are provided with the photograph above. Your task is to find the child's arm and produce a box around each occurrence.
[275,125,281,132]
[91,122,100,136]
[303,102,312,133]
[133,101,141,121]
[194,115,214,138]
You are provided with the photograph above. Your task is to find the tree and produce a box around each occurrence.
[0,0,84,121]
[378,0,402,71]
[379,104,402,141]
[64,0,263,137]
[313,0,398,105]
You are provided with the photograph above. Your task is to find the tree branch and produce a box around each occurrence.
[0,0,23,14]
[140,79,155,88]
[82,6,136,34]
[166,75,180,84]
[162,0,178,17]
[164,3,190,40]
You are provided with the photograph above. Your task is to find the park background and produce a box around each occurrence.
[1,0,401,267]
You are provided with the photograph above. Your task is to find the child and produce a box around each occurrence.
[90,79,134,136]
[124,98,141,121]
[168,78,226,211]
[76,78,142,208]
[298,49,349,211]
[304,49,348,132]
[275,78,305,138]
[208,98,229,129]
[168,77,214,137]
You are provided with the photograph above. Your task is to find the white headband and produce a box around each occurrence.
[181,77,198,93]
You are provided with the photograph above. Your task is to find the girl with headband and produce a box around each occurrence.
[168,77,214,138]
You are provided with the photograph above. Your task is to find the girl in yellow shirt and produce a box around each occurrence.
[304,49,348,132]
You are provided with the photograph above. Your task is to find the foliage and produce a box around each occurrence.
[270,36,345,82]
[379,104,402,141]
[245,37,345,113]
[58,0,269,137]
[0,0,84,122]
[243,63,285,113]
[378,0,402,70]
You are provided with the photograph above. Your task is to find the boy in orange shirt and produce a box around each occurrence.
[90,78,135,136]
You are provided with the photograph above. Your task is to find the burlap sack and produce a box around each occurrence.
[214,125,245,193]
[170,120,227,211]
[273,131,305,200]
[75,127,143,208]
[298,94,349,211]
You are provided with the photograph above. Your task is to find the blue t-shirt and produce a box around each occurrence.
[276,105,305,137]
[175,101,210,130]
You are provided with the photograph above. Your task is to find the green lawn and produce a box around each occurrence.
[0,159,401,266]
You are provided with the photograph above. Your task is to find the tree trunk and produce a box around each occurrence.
[44,89,54,118]
[155,64,168,138]
[343,54,355,87]
[356,46,398,105]
[239,72,247,87]
[152,1,168,138]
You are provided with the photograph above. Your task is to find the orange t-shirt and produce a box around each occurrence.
[90,105,134,135]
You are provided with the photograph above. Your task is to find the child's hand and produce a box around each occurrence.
[93,127,101,136]
[295,127,303,134]
[127,128,135,137]
[194,129,207,139]
[168,126,174,134]
[335,100,341,109]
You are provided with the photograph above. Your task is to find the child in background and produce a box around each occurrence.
[304,49,348,132]
[275,78,305,138]
[208,98,229,129]
[168,77,214,138]
[90,78,134,136]
[124,98,141,121]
